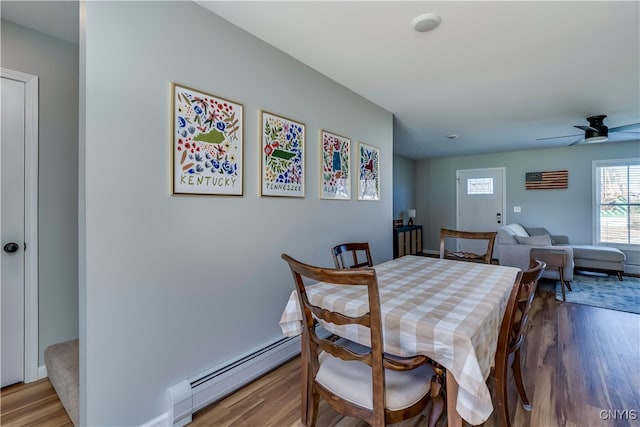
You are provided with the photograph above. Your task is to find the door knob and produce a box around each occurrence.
[3,242,19,253]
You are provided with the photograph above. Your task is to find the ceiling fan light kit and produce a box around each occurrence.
[585,134,608,144]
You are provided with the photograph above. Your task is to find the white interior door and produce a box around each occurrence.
[1,76,26,387]
[456,168,505,257]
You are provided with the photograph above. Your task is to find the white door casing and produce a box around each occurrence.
[0,68,39,385]
[456,168,505,257]
[1,76,25,387]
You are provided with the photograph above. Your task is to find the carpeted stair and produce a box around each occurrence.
[44,339,79,426]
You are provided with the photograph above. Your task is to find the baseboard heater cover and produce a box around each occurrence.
[168,335,301,427]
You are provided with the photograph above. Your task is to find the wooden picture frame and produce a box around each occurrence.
[320,130,351,200]
[172,83,243,195]
[357,142,380,201]
[260,111,305,197]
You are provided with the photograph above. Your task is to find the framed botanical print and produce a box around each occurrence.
[260,111,305,197]
[321,130,351,200]
[172,83,243,195]
[357,142,380,201]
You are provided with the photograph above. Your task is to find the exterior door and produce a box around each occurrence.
[1,76,26,387]
[456,168,505,257]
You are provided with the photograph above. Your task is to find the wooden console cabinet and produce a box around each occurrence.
[393,225,423,258]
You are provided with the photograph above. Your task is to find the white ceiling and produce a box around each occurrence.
[199,1,640,159]
[3,1,639,159]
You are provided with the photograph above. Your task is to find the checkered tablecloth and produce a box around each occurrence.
[279,255,520,425]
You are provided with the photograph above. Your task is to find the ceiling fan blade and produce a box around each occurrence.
[609,122,640,133]
[574,125,596,131]
[568,136,585,146]
[536,133,582,141]
[606,132,640,142]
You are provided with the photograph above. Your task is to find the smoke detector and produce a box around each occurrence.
[412,13,442,33]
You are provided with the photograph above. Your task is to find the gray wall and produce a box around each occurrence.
[392,153,416,224]
[80,2,393,424]
[1,20,79,365]
[416,140,640,268]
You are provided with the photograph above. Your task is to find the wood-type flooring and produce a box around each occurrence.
[2,283,638,426]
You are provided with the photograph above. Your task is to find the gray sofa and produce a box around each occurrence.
[496,223,574,282]
[496,223,626,281]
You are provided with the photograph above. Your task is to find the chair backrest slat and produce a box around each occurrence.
[332,242,373,269]
[309,304,371,327]
[439,228,497,264]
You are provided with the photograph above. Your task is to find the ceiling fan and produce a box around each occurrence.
[537,115,640,146]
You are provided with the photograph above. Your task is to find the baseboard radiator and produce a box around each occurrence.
[168,335,301,427]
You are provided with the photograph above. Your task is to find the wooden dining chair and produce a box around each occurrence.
[281,254,433,427]
[492,259,546,427]
[439,228,497,264]
[331,242,373,269]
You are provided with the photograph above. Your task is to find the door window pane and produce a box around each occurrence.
[467,178,493,195]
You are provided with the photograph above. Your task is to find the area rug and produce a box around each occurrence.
[555,273,640,314]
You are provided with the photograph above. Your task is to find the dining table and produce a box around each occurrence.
[279,255,521,427]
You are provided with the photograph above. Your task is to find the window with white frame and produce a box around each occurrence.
[593,159,640,246]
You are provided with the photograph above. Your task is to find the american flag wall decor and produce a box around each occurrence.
[525,170,568,190]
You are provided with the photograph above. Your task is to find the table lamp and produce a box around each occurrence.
[407,209,416,225]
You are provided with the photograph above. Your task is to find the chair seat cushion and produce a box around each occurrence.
[316,351,432,411]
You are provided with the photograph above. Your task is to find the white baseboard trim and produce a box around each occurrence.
[140,412,170,427]
[190,336,301,414]
[37,364,48,380]
[168,335,302,426]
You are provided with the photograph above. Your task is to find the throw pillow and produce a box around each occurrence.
[507,223,529,237]
[524,226,557,244]
[515,234,553,246]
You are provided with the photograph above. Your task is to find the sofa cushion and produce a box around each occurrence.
[497,230,517,244]
[497,223,529,245]
[571,245,626,263]
[515,234,553,246]
[524,226,557,244]
[507,223,529,237]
